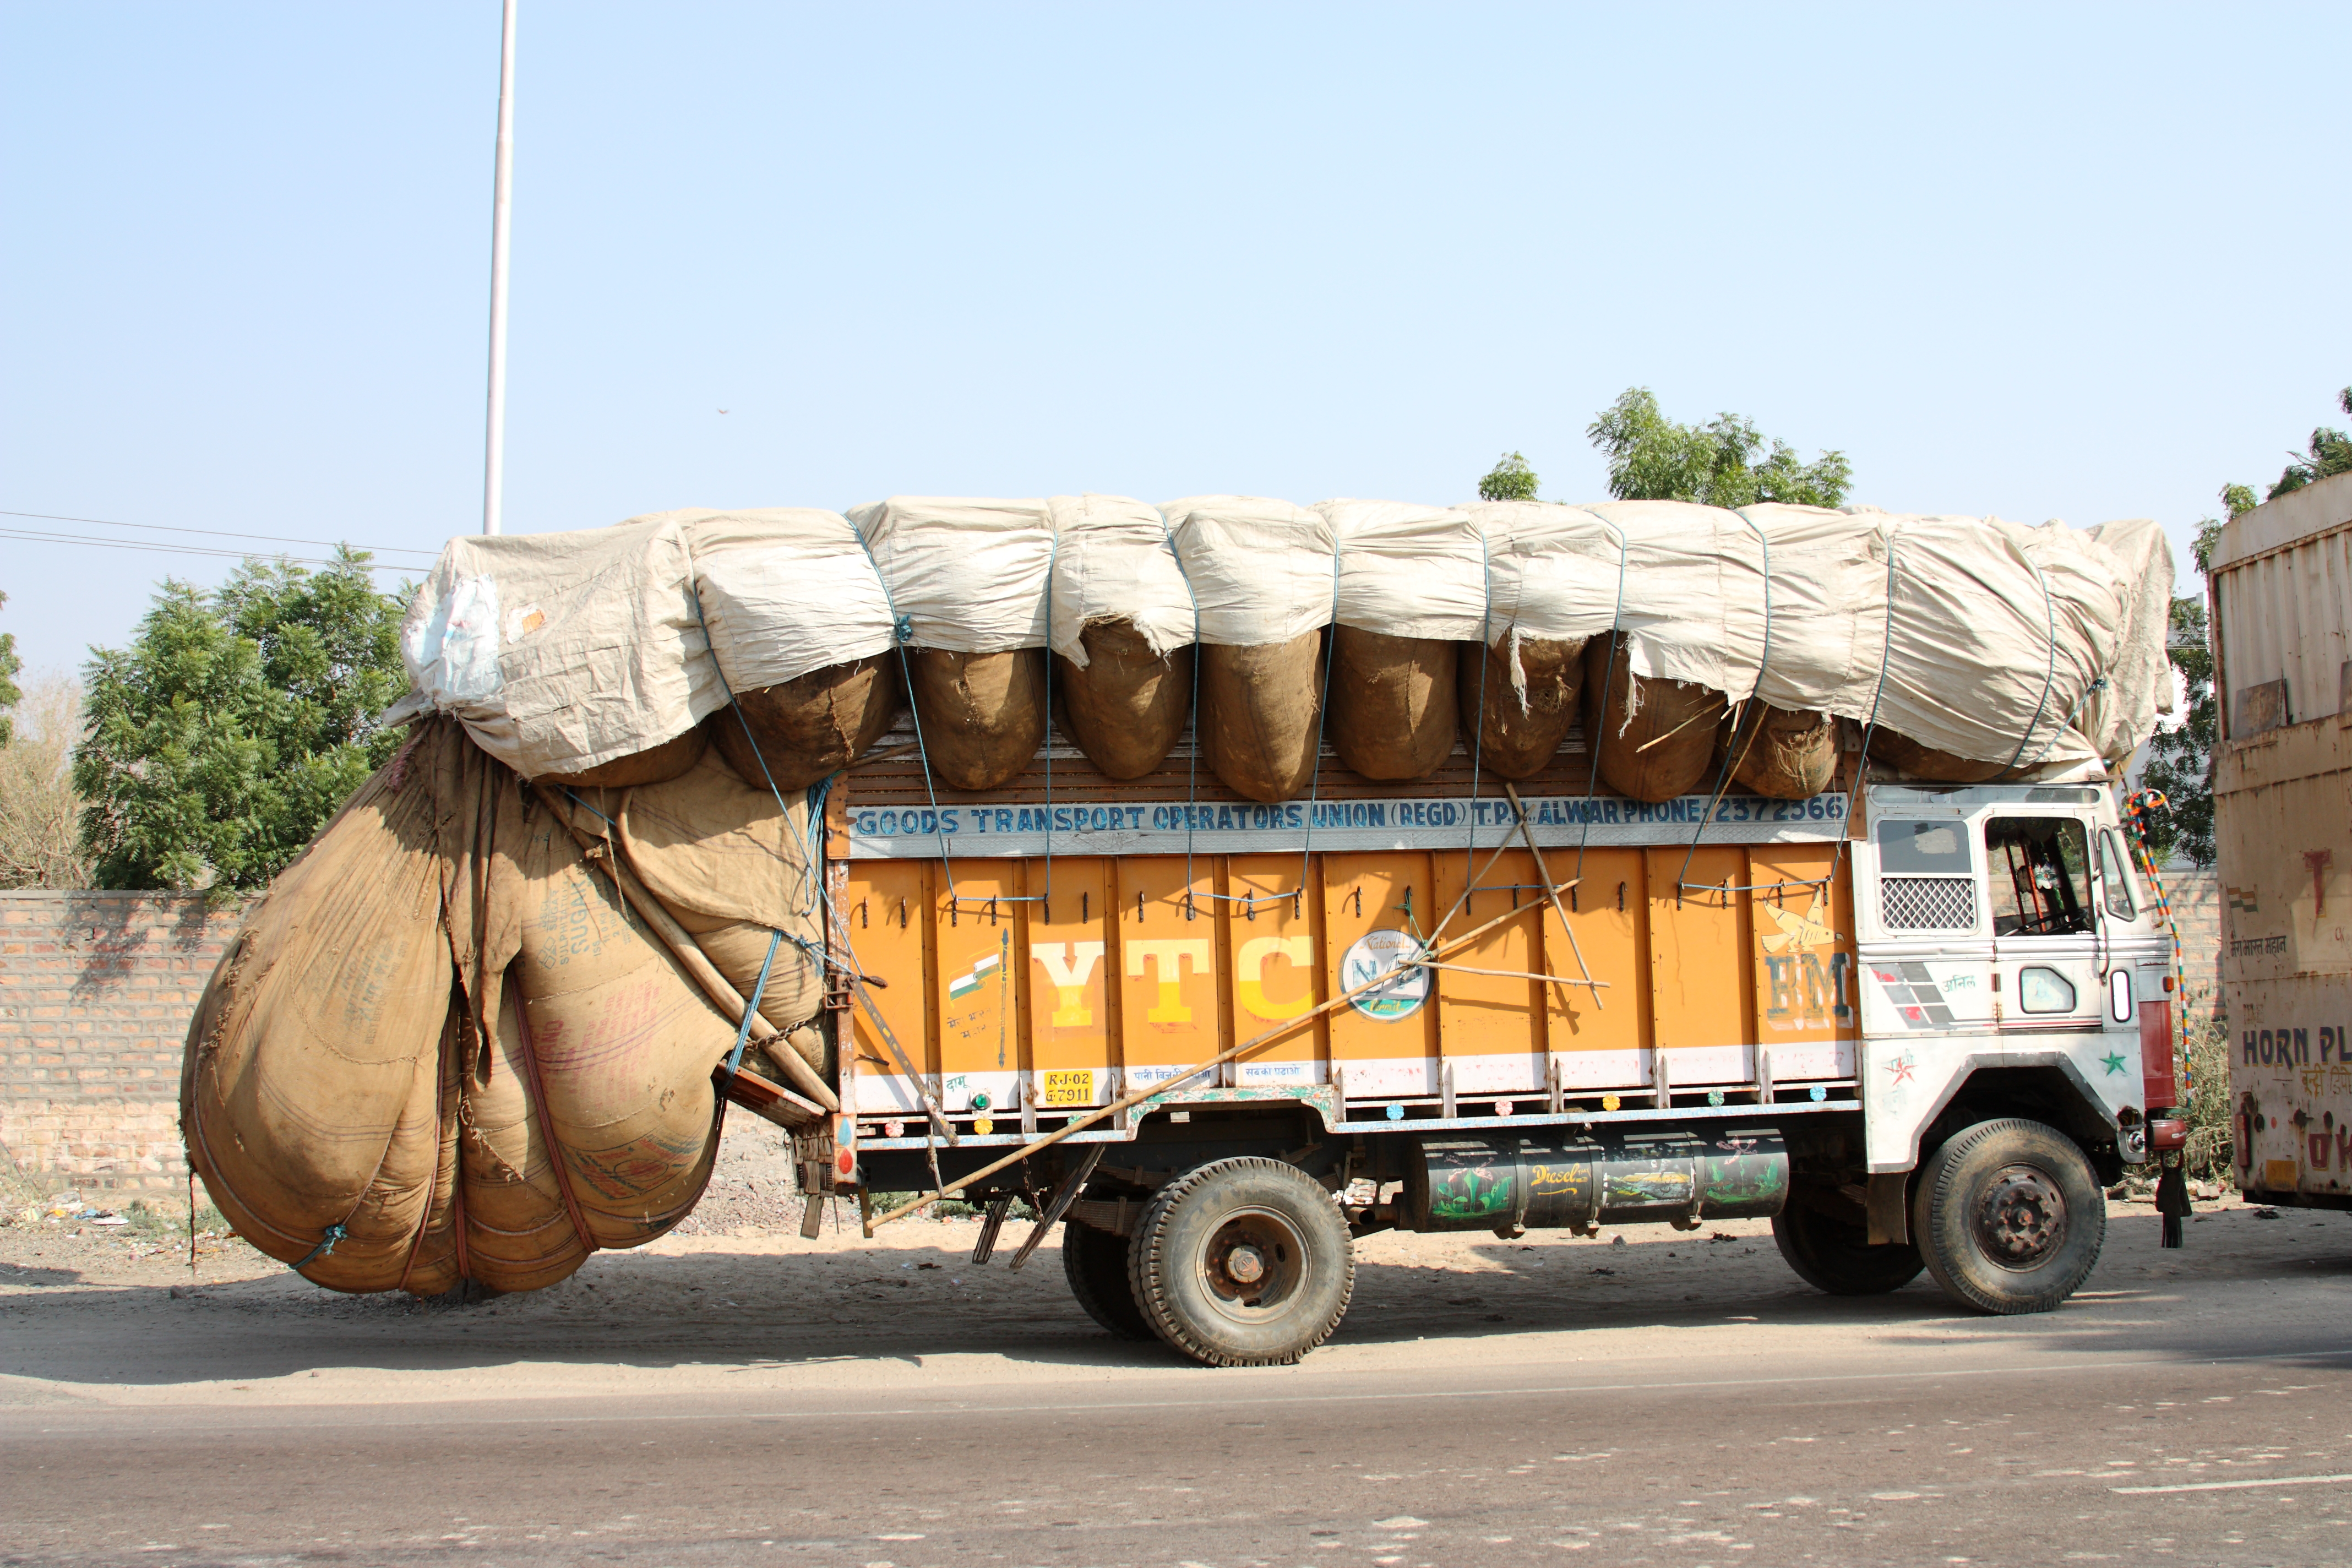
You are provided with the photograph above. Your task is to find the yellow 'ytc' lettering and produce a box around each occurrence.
[1235,934,1312,1020]
[1031,940,1105,1027]
[1125,939,1213,1025]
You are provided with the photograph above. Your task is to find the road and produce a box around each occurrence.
[3,1178,2346,1568]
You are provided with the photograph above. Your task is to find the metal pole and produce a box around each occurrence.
[481,0,518,536]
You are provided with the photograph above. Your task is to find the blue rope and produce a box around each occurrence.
[1573,515,1631,882]
[1295,531,1342,887]
[1465,515,1492,886]
[725,929,784,1078]
[1159,507,1207,899]
[1675,510,1773,895]
[1834,521,1905,880]
[291,1222,346,1271]
[848,518,959,896]
[2002,547,2064,774]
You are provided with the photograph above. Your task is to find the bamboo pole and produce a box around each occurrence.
[1502,781,1603,1013]
[553,816,841,1113]
[864,871,1585,1230]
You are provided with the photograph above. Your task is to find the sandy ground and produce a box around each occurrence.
[1,1121,2335,1413]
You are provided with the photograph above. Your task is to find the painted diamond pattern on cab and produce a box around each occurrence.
[1874,961,1957,1028]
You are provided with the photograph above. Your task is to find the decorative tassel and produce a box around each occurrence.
[2155,1159,2191,1249]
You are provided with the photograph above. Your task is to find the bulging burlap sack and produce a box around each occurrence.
[1727,705,1839,799]
[1199,631,1325,803]
[1460,634,1586,779]
[1330,629,1456,782]
[706,655,901,791]
[180,754,454,1294]
[906,648,1047,791]
[1866,728,2011,783]
[459,808,724,1288]
[617,748,826,1042]
[1056,620,1193,780]
[538,727,708,789]
[1583,640,1729,803]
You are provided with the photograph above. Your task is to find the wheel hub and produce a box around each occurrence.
[1972,1164,2068,1268]
[1200,1207,1308,1320]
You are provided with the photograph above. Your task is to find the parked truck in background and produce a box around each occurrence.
[833,726,2177,1365]
[2211,469,2352,1209]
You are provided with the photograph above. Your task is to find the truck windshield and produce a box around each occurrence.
[1877,819,1973,872]
[1986,817,2093,937]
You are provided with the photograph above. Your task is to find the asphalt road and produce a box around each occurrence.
[4,1200,2348,1568]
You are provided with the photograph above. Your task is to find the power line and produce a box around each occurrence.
[0,509,440,558]
[0,527,419,574]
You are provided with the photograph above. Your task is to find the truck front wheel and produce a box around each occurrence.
[1913,1117,2105,1314]
[1129,1157,1354,1367]
[1771,1201,1924,1295]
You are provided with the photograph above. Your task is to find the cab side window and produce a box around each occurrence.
[1985,817,2093,937]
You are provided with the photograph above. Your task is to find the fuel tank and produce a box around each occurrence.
[1403,1129,1789,1233]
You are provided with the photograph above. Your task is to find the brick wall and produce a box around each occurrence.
[2158,866,2221,1012]
[0,869,2230,1201]
[0,891,246,1198]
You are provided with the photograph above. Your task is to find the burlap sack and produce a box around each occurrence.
[618,749,825,1039]
[1460,634,1586,779]
[1727,705,1839,799]
[1057,619,1194,780]
[538,727,708,789]
[500,816,731,1255]
[1330,629,1456,782]
[1583,639,1729,803]
[706,655,901,791]
[456,984,582,1294]
[180,754,454,1293]
[1867,728,2011,783]
[906,648,1047,791]
[1199,632,1325,803]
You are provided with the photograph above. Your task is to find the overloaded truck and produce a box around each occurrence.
[2209,470,2352,1210]
[183,494,2181,1366]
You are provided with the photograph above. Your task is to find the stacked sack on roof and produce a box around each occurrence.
[389,496,2173,805]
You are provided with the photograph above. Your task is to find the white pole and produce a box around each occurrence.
[482,0,518,536]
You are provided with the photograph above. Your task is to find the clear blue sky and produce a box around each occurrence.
[4,3,2346,682]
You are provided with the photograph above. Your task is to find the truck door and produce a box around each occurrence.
[1985,814,2103,1035]
[1862,813,1996,1034]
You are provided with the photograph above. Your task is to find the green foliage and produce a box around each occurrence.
[2263,384,2352,501]
[1477,450,1540,502]
[2176,993,2234,1184]
[2220,383,2352,515]
[0,590,21,748]
[1587,387,1852,509]
[2139,588,2217,867]
[73,548,409,894]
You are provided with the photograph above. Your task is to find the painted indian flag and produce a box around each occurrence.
[947,952,1000,1000]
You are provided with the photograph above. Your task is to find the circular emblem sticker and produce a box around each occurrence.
[1341,929,1430,1021]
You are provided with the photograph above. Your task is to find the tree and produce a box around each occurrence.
[2222,383,2352,510]
[0,590,22,747]
[1587,386,1853,508]
[73,548,409,894]
[1477,451,1540,502]
[2138,522,2222,866]
[0,675,89,889]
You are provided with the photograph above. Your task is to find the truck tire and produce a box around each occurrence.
[1128,1157,1355,1367]
[1912,1117,2105,1315]
[1062,1221,1156,1341]
[1771,1202,1924,1295]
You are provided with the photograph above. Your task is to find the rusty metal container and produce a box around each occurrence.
[2211,470,2352,1207]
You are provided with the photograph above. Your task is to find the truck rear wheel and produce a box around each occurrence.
[1062,1220,1155,1341]
[1771,1201,1924,1295]
[1912,1117,2105,1315]
[1128,1157,1354,1367]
